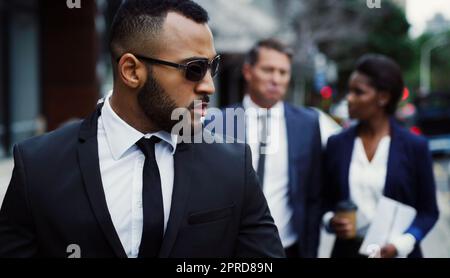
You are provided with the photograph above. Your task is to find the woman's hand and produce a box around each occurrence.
[380,244,398,258]
[330,216,355,239]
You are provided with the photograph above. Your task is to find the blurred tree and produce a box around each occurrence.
[405,31,450,95]
[279,0,414,99]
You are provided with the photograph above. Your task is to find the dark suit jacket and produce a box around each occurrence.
[206,102,323,258]
[0,105,284,258]
[323,118,439,258]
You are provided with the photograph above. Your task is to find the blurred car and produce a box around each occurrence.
[413,92,450,156]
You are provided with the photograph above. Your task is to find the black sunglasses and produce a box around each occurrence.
[117,54,220,82]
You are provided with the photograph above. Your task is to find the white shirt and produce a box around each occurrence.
[243,95,297,248]
[98,96,177,258]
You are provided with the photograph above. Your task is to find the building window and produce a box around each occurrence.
[0,0,40,157]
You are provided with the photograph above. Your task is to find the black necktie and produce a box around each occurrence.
[256,112,269,188]
[136,136,164,258]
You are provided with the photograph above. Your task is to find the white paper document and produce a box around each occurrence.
[359,196,416,256]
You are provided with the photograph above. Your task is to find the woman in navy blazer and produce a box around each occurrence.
[323,54,439,258]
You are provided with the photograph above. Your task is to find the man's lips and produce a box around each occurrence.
[266,87,281,95]
[191,102,209,116]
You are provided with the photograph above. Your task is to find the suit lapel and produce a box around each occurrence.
[340,126,358,200]
[284,104,299,195]
[384,118,404,198]
[284,103,304,162]
[159,142,193,258]
[77,104,127,258]
[229,103,246,143]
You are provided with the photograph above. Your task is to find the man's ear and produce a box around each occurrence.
[242,63,253,83]
[118,53,146,89]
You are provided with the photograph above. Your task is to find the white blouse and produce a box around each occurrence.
[350,136,391,235]
[348,136,416,257]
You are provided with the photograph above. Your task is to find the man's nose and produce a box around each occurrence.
[271,71,284,84]
[195,71,215,95]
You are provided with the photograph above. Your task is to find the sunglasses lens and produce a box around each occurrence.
[211,56,220,77]
[186,61,207,82]
[185,56,220,82]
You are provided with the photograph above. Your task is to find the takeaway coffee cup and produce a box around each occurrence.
[335,200,358,239]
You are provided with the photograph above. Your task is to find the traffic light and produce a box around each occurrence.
[320,86,333,100]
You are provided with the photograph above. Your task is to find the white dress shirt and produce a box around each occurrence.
[98,96,177,258]
[324,135,416,257]
[243,95,297,248]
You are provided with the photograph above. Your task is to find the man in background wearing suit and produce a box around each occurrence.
[0,0,284,258]
[211,39,323,257]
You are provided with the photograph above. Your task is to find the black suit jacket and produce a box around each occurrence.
[0,106,284,258]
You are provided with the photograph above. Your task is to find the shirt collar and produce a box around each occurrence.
[242,94,284,118]
[101,96,178,160]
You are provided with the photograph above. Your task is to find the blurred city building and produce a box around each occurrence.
[426,13,450,34]
[0,0,104,157]
[0,0,123,157]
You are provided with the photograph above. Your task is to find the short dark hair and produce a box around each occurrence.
[109,0,209,59]
[245,38,293,65]
[355,54,404,115]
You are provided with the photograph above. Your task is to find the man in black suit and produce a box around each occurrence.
[0,0,284,258]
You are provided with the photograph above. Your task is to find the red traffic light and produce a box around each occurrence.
[320,86,333,99]
[402,87,410,101]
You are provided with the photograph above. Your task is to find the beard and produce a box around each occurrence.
[137,69,210,136]
[137,71,179,133]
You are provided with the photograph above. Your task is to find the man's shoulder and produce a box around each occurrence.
[218,103,245,117]
[327,124,355,144]
[225,102,244,110]
[17,120,82,158]
[195,129,248,157]
[392,122,429,151]
[284,102,319,122]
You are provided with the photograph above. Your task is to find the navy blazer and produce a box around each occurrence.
[323,118,439,258]
[206,102,323,257]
